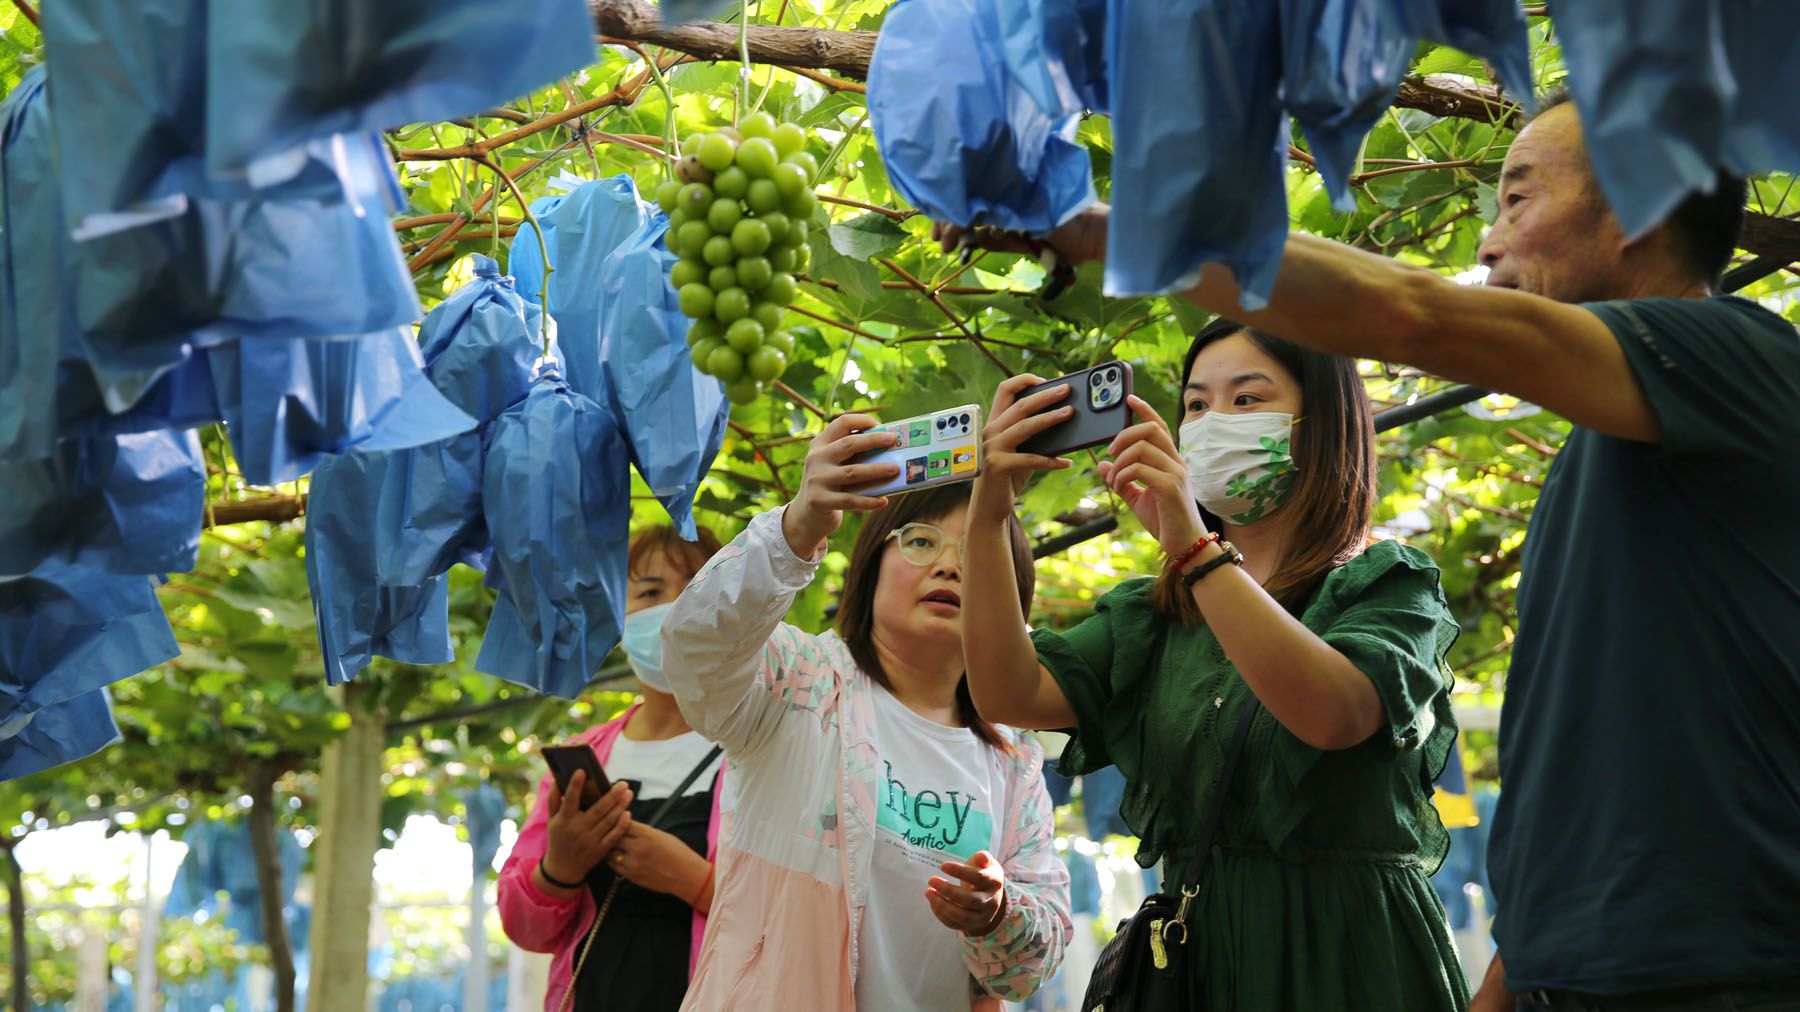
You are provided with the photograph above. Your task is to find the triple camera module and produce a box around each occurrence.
[1089,365,1123,409]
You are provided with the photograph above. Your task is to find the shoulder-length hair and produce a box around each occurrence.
[1154,317,1376,623]
[834,483,1033,750]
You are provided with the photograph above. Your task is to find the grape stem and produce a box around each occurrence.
[476,154,556,356]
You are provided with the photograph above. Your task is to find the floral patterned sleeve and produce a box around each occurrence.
[962,735,1073,1001]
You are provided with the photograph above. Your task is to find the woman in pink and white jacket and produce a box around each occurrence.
[663,412,1071,1011]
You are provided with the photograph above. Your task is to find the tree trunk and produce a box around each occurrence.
[4,839,27,1012]
[247,761,297,1012]
[305,682,386,1012]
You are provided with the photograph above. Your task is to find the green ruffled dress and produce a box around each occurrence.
[1032,540,1469,1011]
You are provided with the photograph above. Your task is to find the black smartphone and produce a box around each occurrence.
[1017,361,1135,457]
[542,743,611,809]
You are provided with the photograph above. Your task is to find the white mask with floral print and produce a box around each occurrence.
[1178,411,1297,525]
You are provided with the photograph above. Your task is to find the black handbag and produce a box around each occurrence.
[1080,697,1262,1012]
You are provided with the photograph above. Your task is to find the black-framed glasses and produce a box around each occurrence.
[886,522,965,567]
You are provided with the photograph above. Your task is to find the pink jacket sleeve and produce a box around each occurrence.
[497,766,589,954]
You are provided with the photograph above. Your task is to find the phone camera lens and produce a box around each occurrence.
[1090,373,1103,386]
[1107,368,1119,383]
[936,417,945,429]
[961,413,971,426]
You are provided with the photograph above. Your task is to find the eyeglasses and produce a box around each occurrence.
[886,522,965,568]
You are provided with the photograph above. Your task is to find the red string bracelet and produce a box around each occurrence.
[1167,533,1222,573]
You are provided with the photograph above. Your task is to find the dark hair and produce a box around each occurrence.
[1154,318,1376,622]
[1530,86,1746,287]
[628,524,724,583]
[834,483,1032,751]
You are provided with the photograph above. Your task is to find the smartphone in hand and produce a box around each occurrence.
[849,403,984,496]
[542,743,611,809]
[1017,361,1134,457]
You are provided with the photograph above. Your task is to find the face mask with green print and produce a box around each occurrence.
[1178,411,1297,525]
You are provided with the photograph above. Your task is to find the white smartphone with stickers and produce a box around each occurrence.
[850,404,984,497]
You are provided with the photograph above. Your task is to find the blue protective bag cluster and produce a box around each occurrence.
[1553,2,1800,238]
[868,0,1536,307]
[0,562,178,779]
[476,363,630,699]
[163,819,306,945]
[305,256,555,684]
[868,0,1097,235]
[511,177,729,539]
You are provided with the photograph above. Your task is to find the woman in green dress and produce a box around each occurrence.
[961,318,1469,1010]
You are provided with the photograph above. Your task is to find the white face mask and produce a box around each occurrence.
[1178,411,1298,525]
[620,603,673,693]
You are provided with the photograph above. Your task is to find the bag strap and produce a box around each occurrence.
[1180,696,1262,887]
[555,741,724,1012]
[645,743,723,830]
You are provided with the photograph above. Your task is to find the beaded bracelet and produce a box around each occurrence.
[1166,533,1223,573]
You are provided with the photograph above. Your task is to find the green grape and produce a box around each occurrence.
[748,345,787,382]
[784,151,820,180]
[678,183,713,219]
[730,218,772,256]
[708,264,738,291]
[734,256,773,291]
[746,179,782,214]
[724,376,761,406]
[706,199,743,233]
[792,243,811,272]
[763,273,797,305]
[739,112,777,140]
[734,137,780,179]
[667,207,690,232]
[764,329,796,357]
[768,246,798,272]
[771,163,808,200]
[725,318,766,353]
[706,344,746,383]
[757,212,790,245]
[690,336,724,371]
[697,133,738,173]
[655,179,684,213]
[676,221,712,259]
[670,258,707,289]
[702,235,737,267]
[681,133,705,158]
[713,167,749,201]
[783,220,810,250]
[713,286,751,323]
[751,301,783,333]
[687,317,724,349]
[772,123,807,158]
[783,188,818,221]
[678,283,716,319]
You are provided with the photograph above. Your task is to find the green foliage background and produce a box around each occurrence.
[1,2,1797,1004]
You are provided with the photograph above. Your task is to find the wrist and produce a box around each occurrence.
[780,505,830,558]
[970,886,1008,937]
[537,855,583,892]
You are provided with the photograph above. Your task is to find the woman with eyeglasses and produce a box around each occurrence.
[961,319,1468,1010]
[658,412,1071,1012]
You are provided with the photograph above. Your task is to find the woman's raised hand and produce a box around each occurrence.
[970,374,1074,523]
[782,413,900,557]
[1099,395,1208,555]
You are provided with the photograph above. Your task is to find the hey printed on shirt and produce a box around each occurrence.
[876,759,995,863]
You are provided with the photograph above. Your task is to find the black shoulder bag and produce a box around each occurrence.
[1079,697,1262,1012]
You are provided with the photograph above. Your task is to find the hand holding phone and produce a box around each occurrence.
[542,743,611,810]
[1016,362,1133,458]
[847,404,985,497]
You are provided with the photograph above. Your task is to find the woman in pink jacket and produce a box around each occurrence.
[662,413,1072,1011]
[498,525,726,1012]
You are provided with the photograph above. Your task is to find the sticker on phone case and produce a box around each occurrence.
[927,451,951,478]
[952,447,976,474]
[880,423,910,449]
[908,420,932,444]
[905,457,928,484]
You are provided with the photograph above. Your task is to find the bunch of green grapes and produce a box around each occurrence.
[658,112,820,406]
